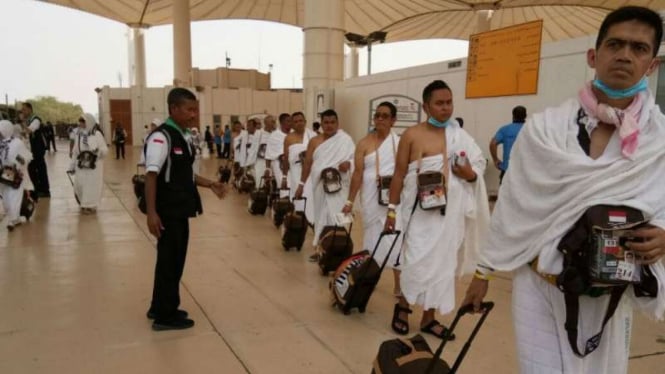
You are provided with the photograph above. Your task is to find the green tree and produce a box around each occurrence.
[24,96,83,124]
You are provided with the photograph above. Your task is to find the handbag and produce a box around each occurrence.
[321,167,342,194]
[416,132,448,211]
[375,133,396,206]
[77,150,98,169]
[0,165,22,189]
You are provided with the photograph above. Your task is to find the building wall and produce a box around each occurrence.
[191,67,271,90]
[99,85,302,146]
[335,34,661,194]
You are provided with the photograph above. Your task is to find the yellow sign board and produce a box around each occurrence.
[466,20,543,98]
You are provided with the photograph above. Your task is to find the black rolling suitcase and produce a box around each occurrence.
[318,224,353,275]
[248,177,269,215]
[372,302,494,374]
[272,188,292,227]
[219,162,231,183]
[20,190,36,221]
[330,230,402,314]
[282,197,307,251]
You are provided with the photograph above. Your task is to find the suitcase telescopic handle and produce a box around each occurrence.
[425,301,495,374]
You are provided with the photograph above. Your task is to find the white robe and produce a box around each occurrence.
[233,130,246,164]
[399,125,489,314]
[480,92,665,372]
[311,130,355,245]
[361,132,402,268]
[71,130,108,209]
[287,129,316,222]
[253,130,269,186]
[265,129,288,183]
[0,137,33,224]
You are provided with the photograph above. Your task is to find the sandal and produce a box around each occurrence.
[391,303,412,335]
[420,319,455,341]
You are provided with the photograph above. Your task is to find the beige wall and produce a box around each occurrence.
[99,85,302,145]
[191,67,271,90]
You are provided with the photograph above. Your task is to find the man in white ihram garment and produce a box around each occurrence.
[264,113,291,186]
[283,112,316,222]
[68,113,108,214]
[342,101,405,333]
[384,80,490,340]
[237,119,265,185]
[0,120,33,231]
[463,6,665,374]
[295,109,355,261]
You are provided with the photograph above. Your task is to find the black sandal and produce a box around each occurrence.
[420,319,455,341]
[391,303,412,335]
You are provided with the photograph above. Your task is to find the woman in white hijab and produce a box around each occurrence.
[0,120,33,230]
[68,113,108,214]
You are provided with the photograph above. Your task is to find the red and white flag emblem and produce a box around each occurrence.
[608,211,627,223]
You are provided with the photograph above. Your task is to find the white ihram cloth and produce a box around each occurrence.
[287,129,316,222]
[480,93,665,373]
[253,130,269,185]
[361,132,402,268]
[232,130,246,163]
[0,121,33,225]
[70,113,108,209]
[265,129,288,183]
[311,130,355,246]
[399,125,489,314]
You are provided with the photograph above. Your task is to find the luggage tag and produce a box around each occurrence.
[294,198,306,212]
[615,250,637,282]
[279,189,290,198]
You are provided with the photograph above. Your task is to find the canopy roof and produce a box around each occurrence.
[40,0,665,43]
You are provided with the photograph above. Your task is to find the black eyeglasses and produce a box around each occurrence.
[373,112,391,120]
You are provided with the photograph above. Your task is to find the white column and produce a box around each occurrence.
[173,0,192,87]
[476,10,493,33]
[344,46,359,79]
[133,27,147,87]
[303,0,345,122]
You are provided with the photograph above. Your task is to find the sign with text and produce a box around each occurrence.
[368,95,421,135]
[466,20,543,98]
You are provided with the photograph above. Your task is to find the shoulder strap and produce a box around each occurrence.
[564,285,627,357]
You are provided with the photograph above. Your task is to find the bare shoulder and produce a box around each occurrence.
[400,123,425,144]
[356,135,371,153]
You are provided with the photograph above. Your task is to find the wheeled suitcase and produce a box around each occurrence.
[282,197,307,251]
[272,188,292,227]
[20,191,36,221]
[372,302,494,374]
[318,224,354,275]
[330,230,402,314]
[219,163,231,183]
[248,177,270,215]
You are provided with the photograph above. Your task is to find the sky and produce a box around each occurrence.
[0,0,469,115]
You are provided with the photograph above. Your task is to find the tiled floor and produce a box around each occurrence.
[1,144,664,373]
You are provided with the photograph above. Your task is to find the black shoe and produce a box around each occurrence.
[146,309,188,320]
[37,191,50,198]
[152,317,195,331]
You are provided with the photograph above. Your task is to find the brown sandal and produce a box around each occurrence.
[391,303,412,335]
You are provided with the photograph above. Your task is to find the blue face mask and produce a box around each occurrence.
[592,77,648,99]
[428,116,451,128]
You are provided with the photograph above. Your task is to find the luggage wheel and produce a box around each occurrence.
[297,246,302,252]
[358,306,366,313]
[343,309,351,315]
[319,267,327,276]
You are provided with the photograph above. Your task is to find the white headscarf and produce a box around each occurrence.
[81,113,97,134]
[0,120,14,139]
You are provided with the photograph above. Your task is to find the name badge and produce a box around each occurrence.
[173,147,183,155]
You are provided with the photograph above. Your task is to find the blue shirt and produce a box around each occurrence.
[223,128,231,143]
[494,122,523,171]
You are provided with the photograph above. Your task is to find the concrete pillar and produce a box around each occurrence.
[303,0,345,122]
[476,10,493,33]
[344,47,359,79]
[133,27,147,87]
[173,0,192,86]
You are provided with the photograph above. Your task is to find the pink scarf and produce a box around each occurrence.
[578,82,644,158]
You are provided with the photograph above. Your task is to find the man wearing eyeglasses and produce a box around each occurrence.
[343,102,405,333]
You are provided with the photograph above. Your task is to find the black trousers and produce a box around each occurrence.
[115,143,125,159]
[216,143,223,158]
[499,170,506,185]
[28,156,50,194]
[222,143,231,159]
[151,217,189,320]
[47,137,57,152]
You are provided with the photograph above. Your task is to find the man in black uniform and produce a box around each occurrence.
[22,102,50,198]
[144,88,227,331]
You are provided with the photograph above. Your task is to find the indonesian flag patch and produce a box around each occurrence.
[608,211,627,224]
[173,147,183,155]
[152,138,164,144]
